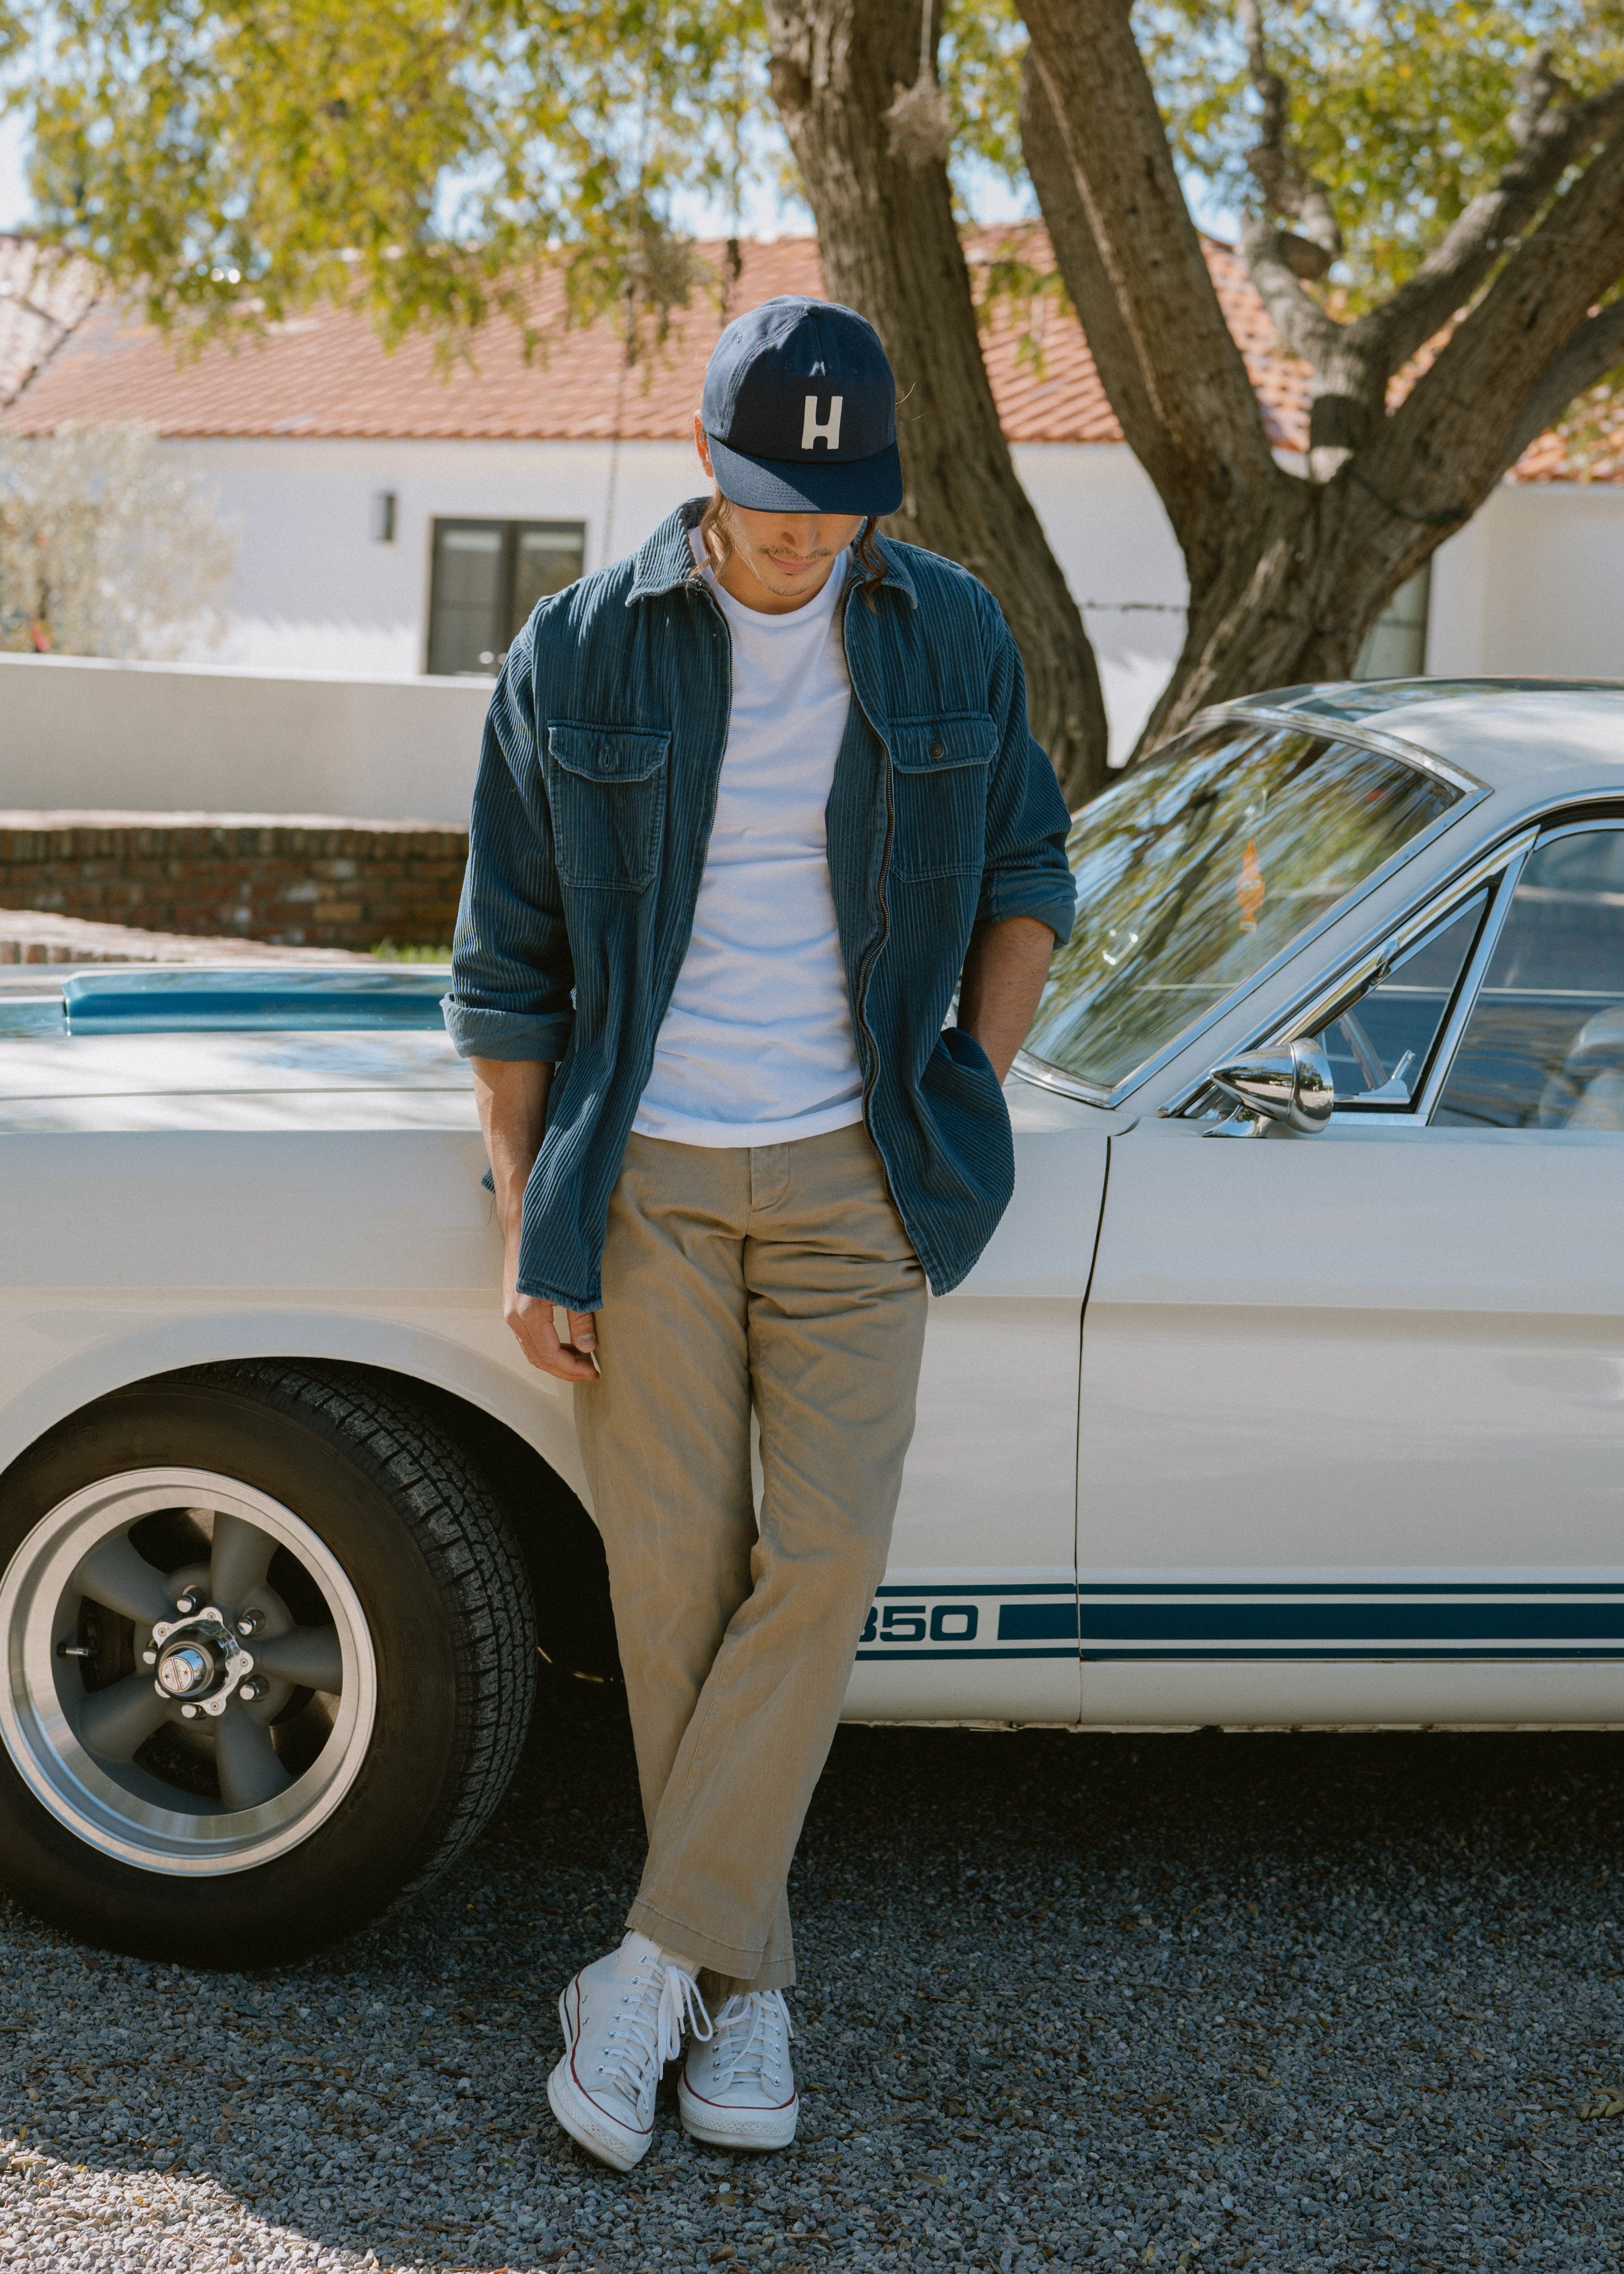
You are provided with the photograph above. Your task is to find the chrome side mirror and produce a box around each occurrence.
[1204,1037,1334,1137]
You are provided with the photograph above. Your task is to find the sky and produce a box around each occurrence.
[0,112,27,232]
[0,104,1038,249]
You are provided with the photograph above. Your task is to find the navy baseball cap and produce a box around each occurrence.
[702,296,903,517]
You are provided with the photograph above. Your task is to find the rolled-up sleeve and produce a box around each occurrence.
[974,611,1077,947]
[442,627,576,1064]
[973,605,1073,941]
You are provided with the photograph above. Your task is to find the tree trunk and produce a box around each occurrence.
[764,0,1109,807]
[1020,0,1624,760]
[1143,485,1445,748]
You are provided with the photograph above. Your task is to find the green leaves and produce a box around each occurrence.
[12,0,767,352]
[1141,0,1624,304]
[7,0,1622,350]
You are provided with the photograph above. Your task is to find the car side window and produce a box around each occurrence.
[1310,890,1487,1108]
[1434,827,1624,1129]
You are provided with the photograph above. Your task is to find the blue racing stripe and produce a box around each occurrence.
[1079,1600,1624,1643]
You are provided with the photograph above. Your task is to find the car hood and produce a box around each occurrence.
[0,1025,477,1134]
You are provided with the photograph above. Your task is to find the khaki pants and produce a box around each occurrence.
[574,1122,928,1998]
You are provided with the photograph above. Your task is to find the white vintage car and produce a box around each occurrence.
[4,677,1622,1962]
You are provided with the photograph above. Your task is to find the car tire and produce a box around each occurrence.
[0,1360,537,1966]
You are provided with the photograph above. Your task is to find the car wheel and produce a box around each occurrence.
[0,1361,536,1965]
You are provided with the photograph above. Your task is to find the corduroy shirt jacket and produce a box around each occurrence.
[443,501,1077,1311]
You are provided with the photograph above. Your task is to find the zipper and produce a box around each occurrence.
[841,581,894,1134]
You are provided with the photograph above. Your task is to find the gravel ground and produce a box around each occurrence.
[3,1683,1624,2272]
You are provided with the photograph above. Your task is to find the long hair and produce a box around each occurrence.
[695,492,889,605]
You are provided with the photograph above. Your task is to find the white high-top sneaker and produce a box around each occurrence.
[547,1933,710,2172]
[678,1989,798,2151]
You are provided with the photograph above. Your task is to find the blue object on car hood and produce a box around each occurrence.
[63,966,452,1035]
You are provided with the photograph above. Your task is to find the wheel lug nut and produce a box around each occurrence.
[175,1592,200,1616]
[234,1612,262,1639]
[180,1704,198,1719]
[238,1679,268,1704]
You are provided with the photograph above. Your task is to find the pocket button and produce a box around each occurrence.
[929,740,946,760]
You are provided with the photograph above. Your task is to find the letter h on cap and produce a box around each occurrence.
[801,394,843,451]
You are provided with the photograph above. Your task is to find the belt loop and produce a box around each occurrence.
[749,1143,791,1213]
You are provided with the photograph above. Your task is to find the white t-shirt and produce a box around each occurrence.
[632,536,866,1148]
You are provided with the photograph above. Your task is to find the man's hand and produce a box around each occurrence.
[471,1055,601,1384]
[957,915,1057,1083]
[504,1280,599,1384]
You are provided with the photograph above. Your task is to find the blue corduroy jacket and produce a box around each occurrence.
[443,501,1076,1310]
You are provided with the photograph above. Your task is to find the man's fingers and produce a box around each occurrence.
[506,1292,596,1382]
[567,1308,597,1353]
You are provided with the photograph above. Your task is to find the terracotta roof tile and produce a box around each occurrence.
[0,226,1607,479]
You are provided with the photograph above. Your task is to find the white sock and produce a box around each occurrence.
[617,1928,702,1980]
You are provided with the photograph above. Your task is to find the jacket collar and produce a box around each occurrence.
[625,499,917,609]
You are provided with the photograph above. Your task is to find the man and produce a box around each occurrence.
[444,295,1075,2173]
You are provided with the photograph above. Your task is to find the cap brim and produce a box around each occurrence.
[706,432,903,517]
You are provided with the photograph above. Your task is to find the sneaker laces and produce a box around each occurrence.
[708,1990,792,2091]
[595,1959,712,2103]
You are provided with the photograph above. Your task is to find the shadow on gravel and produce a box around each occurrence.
[4,1685,1624,2271]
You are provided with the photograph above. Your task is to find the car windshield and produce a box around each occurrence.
[1022,720,1463,1094]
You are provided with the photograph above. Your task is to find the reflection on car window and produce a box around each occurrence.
[1023,723,1461,1093]
[1434,829,1624,1129]
[1311,892,1487,1108]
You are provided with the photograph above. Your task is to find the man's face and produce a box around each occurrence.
[694,414,865,608]
[722,500,866,600]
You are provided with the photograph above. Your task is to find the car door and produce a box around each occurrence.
[1077,815,1624,1728]
[841,1082,1114,1728]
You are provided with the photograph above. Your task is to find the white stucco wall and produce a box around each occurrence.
[1428,480,1624,680]
[157,432,1193,757]
[165,435,712,679]
[4,429,1619,821]
[0,652,490,822]
[1012,442,1189,755]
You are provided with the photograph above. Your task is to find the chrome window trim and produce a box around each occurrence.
[1417,812,1624,1127]
[1211,705,1487,799]
[1410,844,1532,1123]
[1012,709,1490,1111]
[1160,808,1624,1126]
[1157,828,1539,1121]
[1522,815,1624,848]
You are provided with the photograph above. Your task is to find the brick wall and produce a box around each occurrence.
[0,813,468,951]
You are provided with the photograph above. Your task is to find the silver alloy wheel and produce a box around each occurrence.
[0,1467,377,1876]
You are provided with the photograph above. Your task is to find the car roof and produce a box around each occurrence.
[1224,678,1624,798]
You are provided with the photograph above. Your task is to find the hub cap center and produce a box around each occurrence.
[156,1642,216,1697]
[147,1606,255,1718]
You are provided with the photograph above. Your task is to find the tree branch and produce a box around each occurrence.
[1352,55,1624,376]
[1358,117,1624,518]
[1232,0,1354,458]
[1237,213,1344,365]
[1495,295,1624,477]
[1237,0,1342,277]
[1019,60,1187,510]
[1018,0,1281,584]
[765,0,1110,803]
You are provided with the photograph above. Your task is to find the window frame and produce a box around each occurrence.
[1012,702,1488,1112]
[1419,813,1624,1133]
[424,516,586,678]
[1290,832,1537,1127]
[1165,805,1624,1130]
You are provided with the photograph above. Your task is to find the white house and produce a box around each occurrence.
[2,229,1620,762]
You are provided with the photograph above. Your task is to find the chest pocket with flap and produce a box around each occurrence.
[544,722,670,891]
[886,713,996,881]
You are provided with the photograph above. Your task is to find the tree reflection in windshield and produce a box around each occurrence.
[1024,722,1461,1094]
